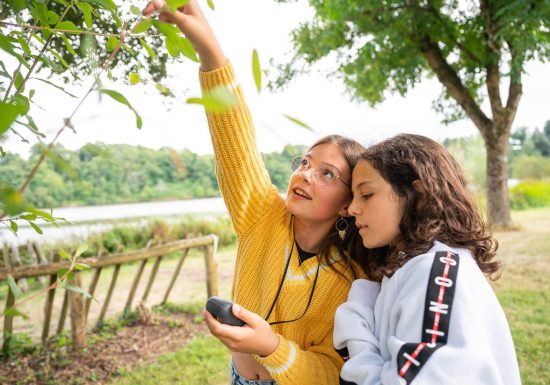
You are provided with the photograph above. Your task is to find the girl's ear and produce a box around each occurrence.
[338,206,349,217]
[412,180,425,194]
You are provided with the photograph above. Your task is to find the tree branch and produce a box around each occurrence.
[2,4,72,103]
[420,36,492,133]
[0,20,161,38]
[0,19,134,222]
[424,2,483,66]
[480,0,504,119]
[504,40,523,131]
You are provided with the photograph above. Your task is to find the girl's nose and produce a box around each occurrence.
[299,167,314,183]
[348,198,359,216]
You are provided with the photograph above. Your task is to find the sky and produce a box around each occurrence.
[2,0,549,158]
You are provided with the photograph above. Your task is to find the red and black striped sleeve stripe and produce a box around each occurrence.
[396,251,460,384]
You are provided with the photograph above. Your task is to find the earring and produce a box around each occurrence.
[335,217,348,240]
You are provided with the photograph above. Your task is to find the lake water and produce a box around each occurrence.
[1,197,228,246]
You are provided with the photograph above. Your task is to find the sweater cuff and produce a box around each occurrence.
[254,335,297,376]
[347,279,380,308]
[199,60,235,91]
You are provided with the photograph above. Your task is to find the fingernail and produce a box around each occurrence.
[233,304,241,314]
[152,0,163,7]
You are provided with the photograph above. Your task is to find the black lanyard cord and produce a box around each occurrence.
[264,240,322,326]
[268,261,320,326]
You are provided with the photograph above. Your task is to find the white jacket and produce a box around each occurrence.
[334,241,521,385]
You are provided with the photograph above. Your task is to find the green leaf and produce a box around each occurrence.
[47,47,70,69]
[156,83,172,96]
[252,49,261,93]
[57,21,80,31]
[80,34,98,58]
[0,185,25,215]
[207,0,215,11]
[60,34,76,56]
[31,77,78,98]
[0,34,17,56]
[0,101,25,135]
[283,114,314,131]
[7,275,22,299]
[65,284,93,299]
[26,207,56,223]
[121,43,136,56]
[186,86,238,113]
[19,213,37,221]
[14,71,25,93]
[154,20,180,37]
[166,0,189,11]
[32,2,50,37]
[76,2,94,29]
[3,308,29,320]
[29,221,43,234]
[11,94,30,116]
[165,35,198,62]
[74,262,91,271]
[132,19,153,34]
[16,116,46,138]
[74,243,88,259]
[9,0,26,13]
[57,268,69,279]
[59,249,72,261]
[16,36,31,56]
[43,147,78,179]
[106,36,119,51]
[48,10,60,25]
[99,89,143,129]
[9,220,18,234]
[91,0,116,11]
[131,5,141,15]
[140,39,156,58]
[129,72,140,85]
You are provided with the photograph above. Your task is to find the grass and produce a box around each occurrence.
[100,208,550,385]
[110,335,231,385]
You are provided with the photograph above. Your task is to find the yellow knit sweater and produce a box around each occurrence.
[200,62,362,385]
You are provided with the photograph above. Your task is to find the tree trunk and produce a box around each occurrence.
[484,125,511,228]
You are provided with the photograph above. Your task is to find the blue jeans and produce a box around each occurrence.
[230,360,277,385]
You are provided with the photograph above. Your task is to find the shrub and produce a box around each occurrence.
[509,180,550,210]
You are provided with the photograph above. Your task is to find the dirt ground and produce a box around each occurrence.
[0,311,208,385]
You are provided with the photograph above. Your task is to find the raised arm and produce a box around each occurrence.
[143,0,279,236]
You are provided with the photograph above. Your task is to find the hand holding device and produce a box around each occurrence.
[206,296,246,326]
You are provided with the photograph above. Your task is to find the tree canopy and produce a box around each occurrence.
[274,0,550,227]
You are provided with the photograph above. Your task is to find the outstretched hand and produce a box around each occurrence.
[141,0,226,70]
[204,303,280,357]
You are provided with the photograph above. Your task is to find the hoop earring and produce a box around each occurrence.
[335,217,348,240]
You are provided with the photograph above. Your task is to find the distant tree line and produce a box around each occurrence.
[0,143,306,208]
[2,122,548,210]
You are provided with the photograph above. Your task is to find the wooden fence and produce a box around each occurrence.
[0,235,219,354]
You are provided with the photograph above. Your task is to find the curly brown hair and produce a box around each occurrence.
[349,134,500,282]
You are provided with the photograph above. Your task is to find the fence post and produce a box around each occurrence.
[69,272,86,351]
[203,234,219,298]
[10,245,27,292]
[2,281,16,355]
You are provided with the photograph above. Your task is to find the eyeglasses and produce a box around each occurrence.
[290,156,350,188]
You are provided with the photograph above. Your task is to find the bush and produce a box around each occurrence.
[511,155,550,179]
[509,180,550,210]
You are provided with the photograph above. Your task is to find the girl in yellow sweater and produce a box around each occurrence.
[143,1,366,384]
